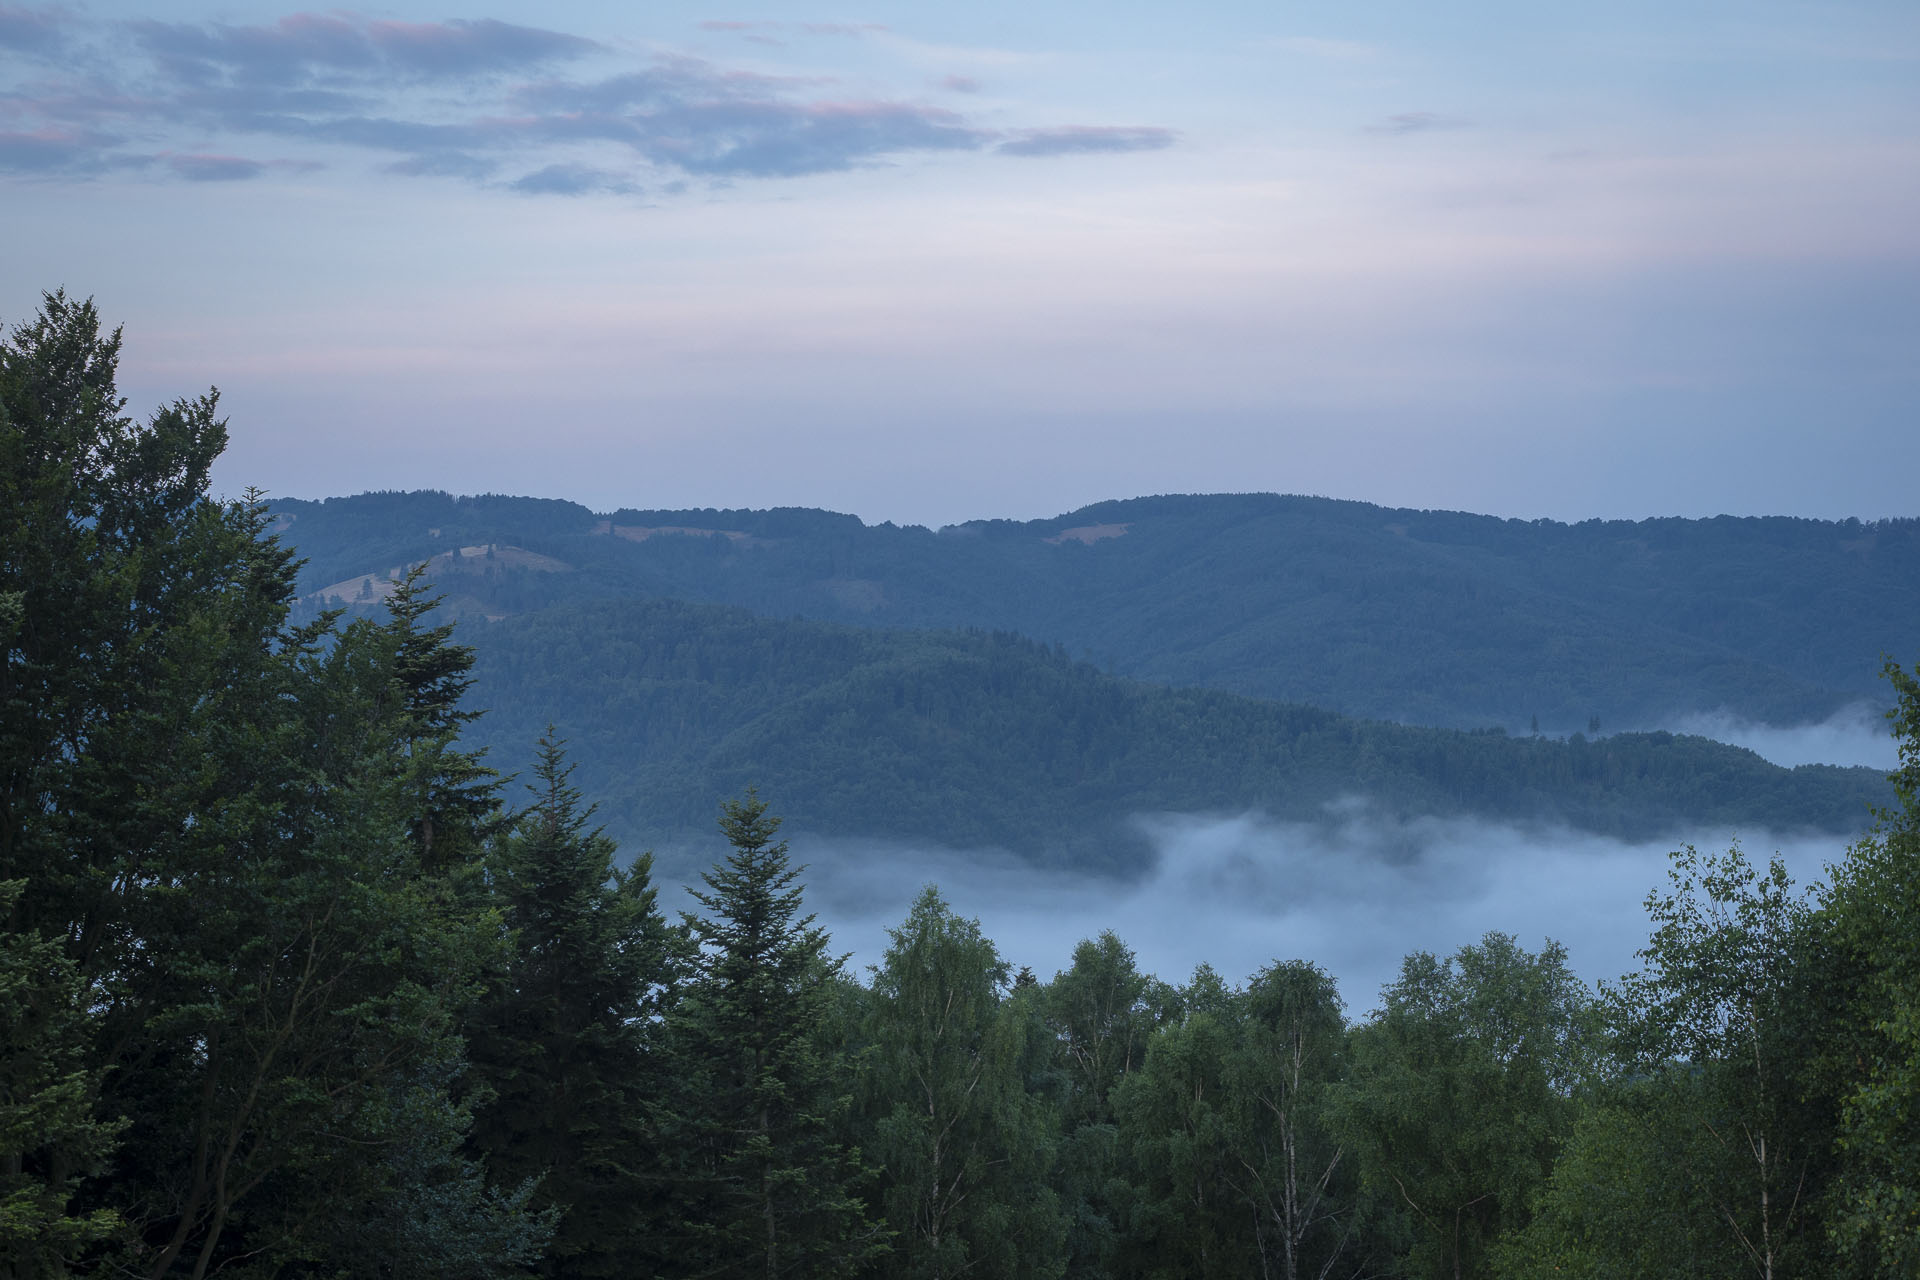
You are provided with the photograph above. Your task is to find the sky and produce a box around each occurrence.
[5,0,1918,526]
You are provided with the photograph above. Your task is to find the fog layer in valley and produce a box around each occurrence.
[1668,702,1896,770]
[674,807,1857,1014]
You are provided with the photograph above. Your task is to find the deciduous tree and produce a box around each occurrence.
[863,886,1064,1280]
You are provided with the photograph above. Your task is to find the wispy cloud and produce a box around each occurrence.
[1368,110,1470,135]
[510,161,637,196]
[127,14,600,83]
[998,125,1177,157]
[0,9,1176,191]
[698,19,887,38]
[167,151,264,181]
[0,126,114,174]
[802,22,888,37]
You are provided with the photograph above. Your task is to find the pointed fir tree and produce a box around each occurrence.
[663,791,881,1279]
[382,565,504,872]
[466,729,672,1278]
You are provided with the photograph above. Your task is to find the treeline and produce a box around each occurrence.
[462,597,1888,862]
[7,294,1919,1279]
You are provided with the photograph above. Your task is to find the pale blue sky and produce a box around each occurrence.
[4,0,1916,524]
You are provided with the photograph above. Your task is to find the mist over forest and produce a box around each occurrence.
[775,813,1847,1010]
[1667,702,1897,769]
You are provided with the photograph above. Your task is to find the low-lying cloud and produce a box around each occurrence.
[1668,702,1896,769]
[0,9,1177,191]
[686,806,1852,1016]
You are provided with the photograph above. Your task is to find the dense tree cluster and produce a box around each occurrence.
[7,293,1920,1278]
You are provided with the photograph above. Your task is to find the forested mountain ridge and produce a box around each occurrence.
[271,489,1920,731]
[461,597,1887,865]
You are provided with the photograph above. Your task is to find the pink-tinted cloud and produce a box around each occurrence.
[0,11,1178,190]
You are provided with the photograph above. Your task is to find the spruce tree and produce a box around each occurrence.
[665,792,879,1279]
[466,729,672,1277]
[383,565,504,872]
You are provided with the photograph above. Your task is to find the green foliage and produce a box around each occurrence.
[665,793,880,1278]
[861,887,1066,1280]
[1107,962,1371,1280]
[1334,934,1597,1280]
[1046,933,1164,1128]
[1607,843,1823,1279]
[385,565,507,872]
[1111,987,1248,1279]
[1493,1093,1739,1280]
[1231,961,1363,1280]
[0,880,120,1272]
[466,730,673,1277]
[1040,932,1167,1276]
[93,598,536,1277]
[1811,658,1920,1275]
[0,292,546,1278]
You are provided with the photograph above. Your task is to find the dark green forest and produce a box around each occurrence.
[9,293,1920,1280]
[268,479,1920,733]
[459,598,1886,863]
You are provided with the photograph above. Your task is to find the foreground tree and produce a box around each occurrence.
[0,879,119,1271]
[466,730,673,1277]
[1811,658,1920,1276]
[1042,931,1164,1275]
[1,292,249,1267]
[1231,960,1362,1280]
[385,566,506,872]
[1113,976,1247,1279]
[665,792,879,1278]
[1334,934,1596,1280]
[1494,1089,1744,1279]
[863,886,1065,1280]
[1,292,546,1276]
[1607,843,1822,1280]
